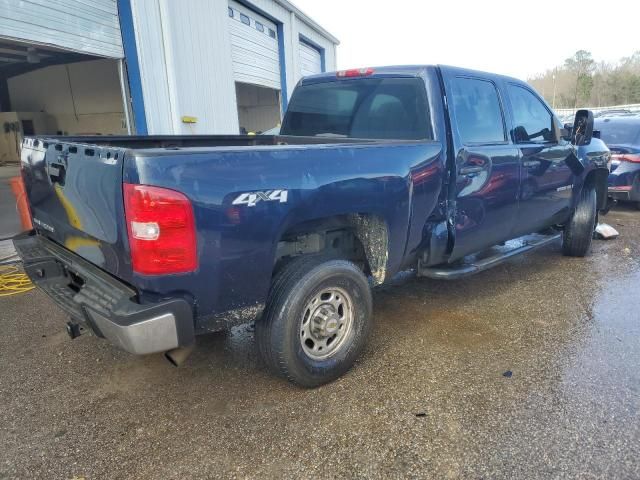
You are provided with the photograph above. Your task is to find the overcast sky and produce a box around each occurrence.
[292,0,637,79]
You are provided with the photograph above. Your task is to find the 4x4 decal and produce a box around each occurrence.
[232,189,288,207]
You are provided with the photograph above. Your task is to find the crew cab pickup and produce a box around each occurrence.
[15,65,610,387]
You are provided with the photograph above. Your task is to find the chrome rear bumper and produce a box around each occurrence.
[13,231,194,355]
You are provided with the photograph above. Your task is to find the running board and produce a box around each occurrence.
[418,233,561,280]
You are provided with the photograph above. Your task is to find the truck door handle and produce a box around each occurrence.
[523,160,541,168]
[459,166,484,175]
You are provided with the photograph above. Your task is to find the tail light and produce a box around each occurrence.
[336,68,374,78]
[123,183,197,275]
[612,153,640,163]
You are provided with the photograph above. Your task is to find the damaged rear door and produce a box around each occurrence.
[440,69,521,260]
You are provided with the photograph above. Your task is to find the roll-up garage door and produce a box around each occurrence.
[299,41,322,78]
[0,0,123,58]
[227,0,281,90]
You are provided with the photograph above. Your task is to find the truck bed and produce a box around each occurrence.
[25,134,380,150]
[20,134,443,328]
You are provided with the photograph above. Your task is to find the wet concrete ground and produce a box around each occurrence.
[1,206,639,479]
[0,166,22,239]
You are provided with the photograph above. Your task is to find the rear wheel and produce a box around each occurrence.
[562,186,597,257]
[256,256,373,388]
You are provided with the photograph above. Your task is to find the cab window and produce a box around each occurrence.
[450,77,506,144]
[281,78,432,140]
[508,84,555,143]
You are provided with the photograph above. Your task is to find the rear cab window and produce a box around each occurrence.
[448,77,506,144]
[281,78,433,140]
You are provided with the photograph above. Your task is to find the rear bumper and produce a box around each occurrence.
[608,163,640,202]
[608,186,635,201]
[13,231,194,355]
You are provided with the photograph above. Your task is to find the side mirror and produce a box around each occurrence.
[572,109,594,146]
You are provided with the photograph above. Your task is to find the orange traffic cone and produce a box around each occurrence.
[9,176,32,231]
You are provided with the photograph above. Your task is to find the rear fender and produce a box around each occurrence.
[272,213,390,286]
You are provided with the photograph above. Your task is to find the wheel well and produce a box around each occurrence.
[274,214,389,285]
[583,168,609,210]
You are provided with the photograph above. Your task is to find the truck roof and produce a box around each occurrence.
[300,64,524,86]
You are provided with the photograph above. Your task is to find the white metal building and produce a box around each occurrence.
[0,0,338,156]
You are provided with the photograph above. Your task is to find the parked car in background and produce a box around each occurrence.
[594,109,633,118]
[595,115,640,209]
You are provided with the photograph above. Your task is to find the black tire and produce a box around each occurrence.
[256,256,373,388]
[562,186,597,257]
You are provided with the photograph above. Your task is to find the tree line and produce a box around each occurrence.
[528,50,640,109]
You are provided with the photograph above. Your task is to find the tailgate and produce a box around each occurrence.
[20,137,129,277]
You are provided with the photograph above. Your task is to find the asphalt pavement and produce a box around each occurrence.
[0,205,639,479]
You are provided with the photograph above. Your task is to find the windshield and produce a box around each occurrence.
[281,78,432,140]
[595,119,640,145]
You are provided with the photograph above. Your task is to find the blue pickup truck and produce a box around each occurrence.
[15,65,610,387]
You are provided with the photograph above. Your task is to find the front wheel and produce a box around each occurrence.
[256,256,373,388]
[562,186,597,257]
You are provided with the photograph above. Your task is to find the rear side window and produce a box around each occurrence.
[450,77,506,144]
[508,84,555,143]
[281,78,432,140]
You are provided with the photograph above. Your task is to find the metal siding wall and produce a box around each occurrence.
[0,0,123,58]
[130,0,238,134]
[129,0,172,133]
[163,0,238,134]
[118,0,147,133]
